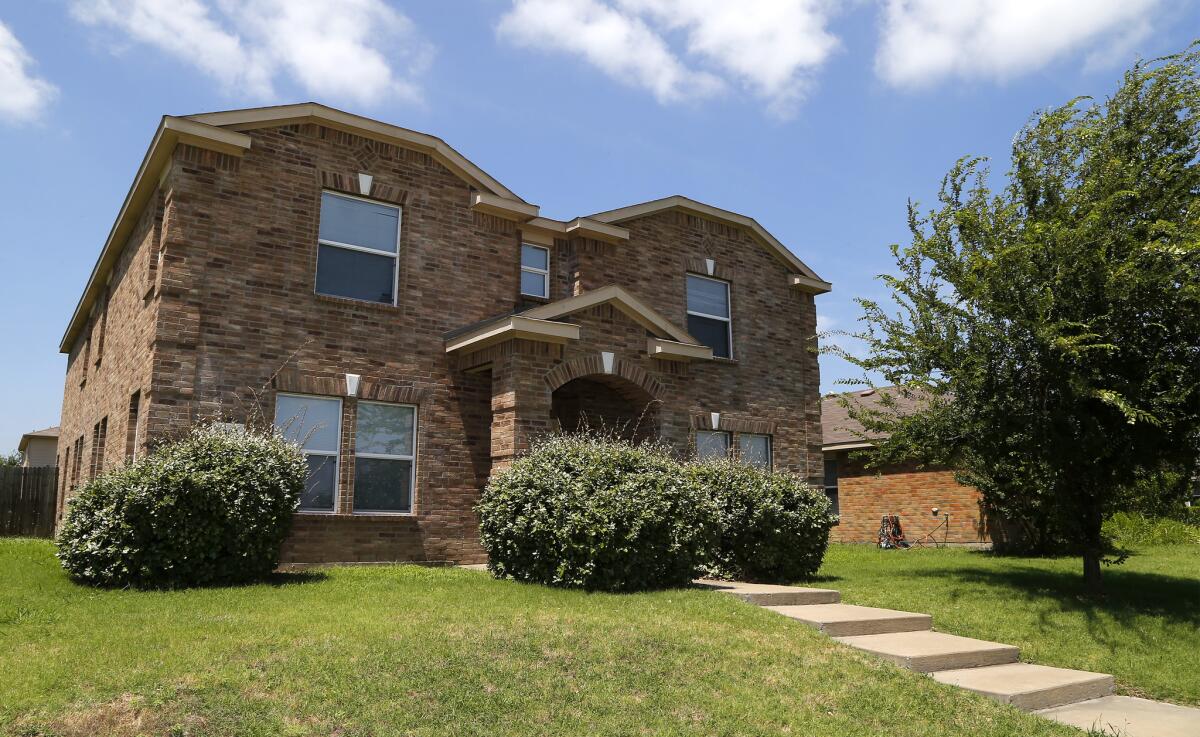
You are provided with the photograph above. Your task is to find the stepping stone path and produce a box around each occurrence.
[695,579,1200,737]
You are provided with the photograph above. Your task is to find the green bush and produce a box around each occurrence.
[478,435,717,592]
[57,424,307,588]
[689,459,837,583]
[1103,512,1200,547]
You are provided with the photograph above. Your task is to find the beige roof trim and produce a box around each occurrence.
[589,195,831,294]
[59,117,252,353]
[471,191,539,221]
[822,440,878,452]
[647,337,713,361]
[523,216,630,244]
[445,316,579,354]
[186,102,523,201]
[521,284,700,345]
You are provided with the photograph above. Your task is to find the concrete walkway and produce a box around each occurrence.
[696,579,1200,737]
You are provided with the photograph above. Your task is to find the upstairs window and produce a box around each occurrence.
[520,244,550,298]
[275,394,342,512]
[316,192,400,305]
[686,274,732,358]
[695,429,730,460]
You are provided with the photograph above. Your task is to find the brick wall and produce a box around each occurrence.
[829,450,990,545]
[59,118,824,564]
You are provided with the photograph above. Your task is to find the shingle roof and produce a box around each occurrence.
[821,388,925,449]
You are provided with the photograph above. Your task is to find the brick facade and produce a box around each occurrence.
[828,451,990,546]
[58,107,827,565]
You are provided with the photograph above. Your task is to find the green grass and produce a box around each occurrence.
[817,544,1200,707]
[0,539,1071,737]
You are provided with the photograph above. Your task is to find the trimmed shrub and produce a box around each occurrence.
[57,424,307,588]
[689,459,836,583]
[478,434,717,592]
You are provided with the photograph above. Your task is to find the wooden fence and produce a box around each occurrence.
[0,466,58,538]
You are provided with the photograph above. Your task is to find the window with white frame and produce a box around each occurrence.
[520,243,550,298]
[274,394,342,512]
[738,433,772,469]
[695,429,731,460]
[315,191,401,305]
[353,402,417,514]
[686,274,732,358]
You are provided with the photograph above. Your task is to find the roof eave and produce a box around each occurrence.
[58,117,252,353]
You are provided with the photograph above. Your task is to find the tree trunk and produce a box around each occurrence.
[1081,501,1105,597]
[1082,548,1103,596]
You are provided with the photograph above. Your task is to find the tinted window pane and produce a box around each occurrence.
[521,244,548,270]
[825,489,840,516]
[302,455,336,511]
[357,403,415,456]
[686,275,729,317]
[688,315,731,358]
[274,395,341,452]
[824,459,838,488]
[740,434,771,468]
[520,270,547,297]
[354,457,412,512]
[696,430,729,460]
[319,192,399,253]
[316,244,395,304]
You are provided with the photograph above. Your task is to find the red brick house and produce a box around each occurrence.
[822,388,991,546]
[55,103,831,565]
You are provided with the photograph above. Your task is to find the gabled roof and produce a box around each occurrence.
[187,103,523,201]
[521,285,698,344]
[445,285,712,360]
[18,426,60,452]
[589,195,832,294]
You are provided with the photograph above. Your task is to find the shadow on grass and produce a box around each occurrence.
[905,562,1199,626]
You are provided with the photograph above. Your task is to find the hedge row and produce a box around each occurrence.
[478,434,837,592]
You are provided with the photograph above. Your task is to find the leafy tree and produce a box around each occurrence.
[0,450,20,468]
[833,45,1200,594]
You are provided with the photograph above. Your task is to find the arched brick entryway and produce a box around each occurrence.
[544,354,665,399]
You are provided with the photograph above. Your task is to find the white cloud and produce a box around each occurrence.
[876,0,1160,87]
[71,0,431,105]
[0,21,57,123]
[496,0,840,117]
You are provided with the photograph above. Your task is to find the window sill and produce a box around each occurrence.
[314,293,402,313]
[709,356,739,365]
[295,510,415,518]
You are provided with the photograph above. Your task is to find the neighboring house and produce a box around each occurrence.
[56,103,831,565]
[18,426,59,468]
[822,388,990,546]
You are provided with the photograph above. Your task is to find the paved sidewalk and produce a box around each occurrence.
[702,579,1200,737]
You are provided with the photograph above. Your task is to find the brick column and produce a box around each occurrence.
[489,348,554,470]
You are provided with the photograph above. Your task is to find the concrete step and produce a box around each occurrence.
[835,630,1020,673]
[696,579,841,606]
[932,662,1114,711]
[765,603,932,637]
[1037,695,1200,737]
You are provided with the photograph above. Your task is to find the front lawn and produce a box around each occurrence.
[818,544,1200,707]
[0,538,1072,737]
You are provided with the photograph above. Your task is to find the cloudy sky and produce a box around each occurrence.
[0,1,1196,450]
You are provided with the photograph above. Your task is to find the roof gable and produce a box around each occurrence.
[588,195,831,294]
[520,285,698,344]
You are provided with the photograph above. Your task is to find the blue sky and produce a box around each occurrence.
[1,0,1197,452]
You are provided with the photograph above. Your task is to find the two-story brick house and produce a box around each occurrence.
[56,103,831,565]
